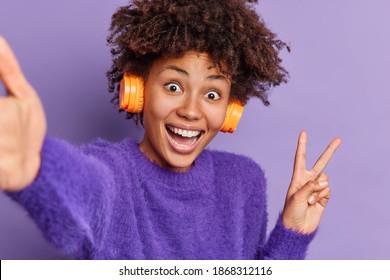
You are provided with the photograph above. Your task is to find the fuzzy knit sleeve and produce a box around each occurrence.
[260,214,316,259]
[5,136,116,259]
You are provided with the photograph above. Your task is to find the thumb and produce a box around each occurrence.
[293,180,328,205]
[0,36,31,99]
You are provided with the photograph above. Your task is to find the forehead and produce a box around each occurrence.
[151,51,228,76]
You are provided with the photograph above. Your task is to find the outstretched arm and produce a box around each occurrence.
[0,37,46,191]
[0,38,115,258]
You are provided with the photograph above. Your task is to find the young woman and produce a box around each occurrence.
[0,0,341,259]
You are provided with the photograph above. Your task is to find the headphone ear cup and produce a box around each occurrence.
[119,74,144,113]
[220,100,244,133]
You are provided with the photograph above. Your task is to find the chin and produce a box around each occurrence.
[164,153,198,172]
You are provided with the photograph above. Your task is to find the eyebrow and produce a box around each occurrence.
[159,65,189,76]
[207,74,229,82]
[159,65,229,83]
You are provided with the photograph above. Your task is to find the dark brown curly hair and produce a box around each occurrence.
[107,0,289,122]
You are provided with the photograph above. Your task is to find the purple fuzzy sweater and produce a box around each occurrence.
[7,136,315,259]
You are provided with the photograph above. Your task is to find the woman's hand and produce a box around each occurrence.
[0,37,46,191]
[282,131,342,234]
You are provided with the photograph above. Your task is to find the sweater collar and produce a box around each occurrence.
[125,140,214,192]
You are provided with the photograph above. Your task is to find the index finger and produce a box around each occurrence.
[0,36,29,98]
[293,130,307,173]
[311,137,342,176]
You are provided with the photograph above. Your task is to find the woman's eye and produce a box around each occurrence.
[205,91,221,100]
[164,82,181,93]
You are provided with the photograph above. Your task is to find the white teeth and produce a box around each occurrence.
[167,126,201,137]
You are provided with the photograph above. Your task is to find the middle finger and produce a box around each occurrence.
[311,137,342,177]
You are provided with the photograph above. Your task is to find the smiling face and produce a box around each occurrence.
[139,52,231,172]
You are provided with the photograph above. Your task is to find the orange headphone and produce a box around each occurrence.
[119,74,244,133]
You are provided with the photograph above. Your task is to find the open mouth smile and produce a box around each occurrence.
[166,125,204,153]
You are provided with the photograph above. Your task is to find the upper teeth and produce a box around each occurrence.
[168,126,201,137]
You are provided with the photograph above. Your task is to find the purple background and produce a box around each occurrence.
[0,0,389,259]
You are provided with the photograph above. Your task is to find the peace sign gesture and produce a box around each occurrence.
[282,131,342,234]
[0,37,46,191]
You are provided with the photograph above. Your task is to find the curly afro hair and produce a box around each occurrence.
[107,0,289,122]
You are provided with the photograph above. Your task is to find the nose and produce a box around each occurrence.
[176,95,202,121]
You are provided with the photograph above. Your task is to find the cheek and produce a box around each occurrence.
[143,90,171,123]
[205,106,227,131]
